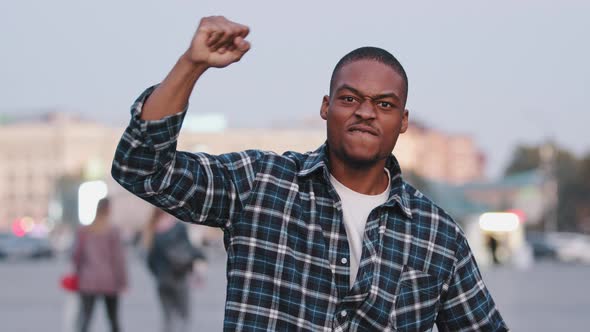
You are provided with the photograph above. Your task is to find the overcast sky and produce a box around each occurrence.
[2,0,589,178]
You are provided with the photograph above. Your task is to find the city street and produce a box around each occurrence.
[1,248,589,331]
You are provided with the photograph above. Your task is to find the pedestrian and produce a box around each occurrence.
[72,198,127,332]
[142,208,205,332]
[112,15,508,331]
[487,234,500,265]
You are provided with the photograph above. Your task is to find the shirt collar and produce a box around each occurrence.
[297,143,413,219]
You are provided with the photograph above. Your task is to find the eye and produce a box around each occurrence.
[341,96,356,103]
[377,101,394,109]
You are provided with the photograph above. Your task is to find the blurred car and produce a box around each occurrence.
[525,231,558,260]
[0,233,54,260]
[527,231,590,264]
[546,232,590,264]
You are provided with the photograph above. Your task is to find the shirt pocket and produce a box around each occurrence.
[391,265,442,331]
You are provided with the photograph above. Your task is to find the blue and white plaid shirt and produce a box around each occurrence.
[112,86,508,331]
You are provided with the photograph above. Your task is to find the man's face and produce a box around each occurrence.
[321,59,409,167]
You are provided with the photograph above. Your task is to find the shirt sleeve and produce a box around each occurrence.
[111,86,264,230]
[436,231,509,332]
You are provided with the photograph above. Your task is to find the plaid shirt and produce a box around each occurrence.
[112,86,508,331]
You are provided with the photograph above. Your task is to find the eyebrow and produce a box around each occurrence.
[336,84,401,102]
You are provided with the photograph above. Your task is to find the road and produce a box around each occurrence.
[1,248,589,331]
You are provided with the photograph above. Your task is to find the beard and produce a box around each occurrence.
[327,142,387,170]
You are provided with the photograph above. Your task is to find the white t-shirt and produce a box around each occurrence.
[329,169,390,288]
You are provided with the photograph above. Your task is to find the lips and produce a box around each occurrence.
[348,124,379,136]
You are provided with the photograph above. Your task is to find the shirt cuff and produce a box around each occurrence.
[129,85,188,151]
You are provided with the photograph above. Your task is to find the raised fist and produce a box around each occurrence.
[185,16,251,68]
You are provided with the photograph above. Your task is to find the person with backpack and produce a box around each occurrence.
[142,208,205,332]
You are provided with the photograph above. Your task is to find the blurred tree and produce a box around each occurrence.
[504,145,542,175]
[54,175,84,226]
[573,154,590,233]
[504,144,590,232]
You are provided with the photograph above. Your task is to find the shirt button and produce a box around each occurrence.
[341,257,348,265]
[340,310,347,318]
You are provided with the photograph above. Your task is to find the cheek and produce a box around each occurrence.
[381,119,403,145]
[325,116,340,140]
[327,112,347,130]
[383,115,403,132]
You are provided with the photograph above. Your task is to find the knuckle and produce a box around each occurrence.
[222,29,233,38]
[229,27,241,36]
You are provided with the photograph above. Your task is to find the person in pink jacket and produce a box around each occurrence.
[72,198,128,332]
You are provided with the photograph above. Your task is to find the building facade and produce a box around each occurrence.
[0,113,485,232]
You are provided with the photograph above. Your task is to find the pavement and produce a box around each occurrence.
[1,247,589,331]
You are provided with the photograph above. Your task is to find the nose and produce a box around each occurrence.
[354,98,377,120]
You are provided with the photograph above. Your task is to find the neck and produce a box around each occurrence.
[328,155,389,195]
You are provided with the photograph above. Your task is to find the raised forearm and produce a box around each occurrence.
[140,53,207,121]
[140,16,250,121]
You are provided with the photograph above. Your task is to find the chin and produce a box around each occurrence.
[343,150,381,167]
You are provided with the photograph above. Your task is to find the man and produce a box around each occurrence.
[112,16,508,331]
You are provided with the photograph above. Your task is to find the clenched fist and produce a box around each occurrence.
[185,16,251,68]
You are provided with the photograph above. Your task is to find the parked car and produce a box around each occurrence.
[527,231,590,264]
[546,232,590,264]
[525,232,558,260]
[0,233,54,260]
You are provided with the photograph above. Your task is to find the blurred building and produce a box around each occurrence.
[0,112,485,234]
[0,113,121,232]
[395,122,486,185]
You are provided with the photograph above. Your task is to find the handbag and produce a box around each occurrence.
[60,273,79,292]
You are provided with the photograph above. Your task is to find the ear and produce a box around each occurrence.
[320,95,329,120]
[400,109,409,133]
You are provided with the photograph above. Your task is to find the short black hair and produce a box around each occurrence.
[329,47,408,98]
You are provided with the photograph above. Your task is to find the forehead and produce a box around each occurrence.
[333,59,405,96]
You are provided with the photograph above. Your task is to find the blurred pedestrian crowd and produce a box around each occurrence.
[62,198,207,332]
